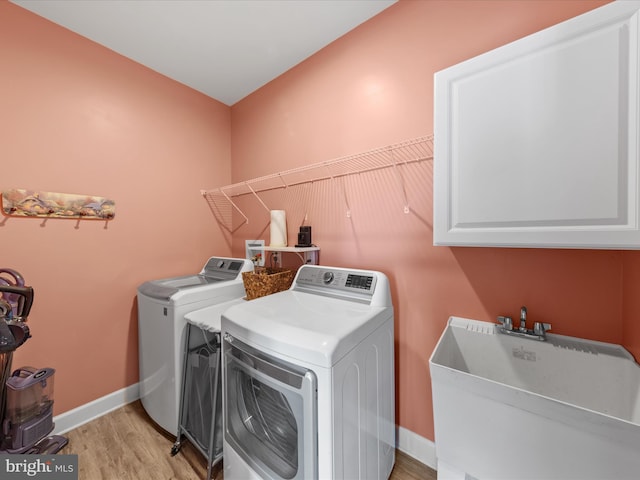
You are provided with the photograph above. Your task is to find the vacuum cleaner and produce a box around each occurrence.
[0,269,67,454]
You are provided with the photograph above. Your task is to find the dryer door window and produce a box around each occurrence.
[223,334,317,480]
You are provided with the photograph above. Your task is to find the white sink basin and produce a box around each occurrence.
[429,316,640,480]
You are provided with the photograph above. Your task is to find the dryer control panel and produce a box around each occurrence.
[292,265,390,305]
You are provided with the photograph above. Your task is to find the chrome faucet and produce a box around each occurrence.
[497,306,551,341]
[519,306,527,332]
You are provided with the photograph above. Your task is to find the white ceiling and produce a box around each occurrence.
[11,0,397,106]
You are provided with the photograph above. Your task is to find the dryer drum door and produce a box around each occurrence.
[223,334,317,480]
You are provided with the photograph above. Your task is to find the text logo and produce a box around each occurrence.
[0,455,78,479]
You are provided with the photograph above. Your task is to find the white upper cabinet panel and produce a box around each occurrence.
[434,1,640,248]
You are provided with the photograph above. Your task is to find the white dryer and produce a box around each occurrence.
[221,265,395,480]
[137,256,253,435]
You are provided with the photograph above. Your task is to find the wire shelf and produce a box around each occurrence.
[201,134,433,230]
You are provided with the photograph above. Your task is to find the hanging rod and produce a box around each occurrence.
[201,135,433,199]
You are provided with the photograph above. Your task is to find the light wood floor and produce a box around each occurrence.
[61,401,436,480]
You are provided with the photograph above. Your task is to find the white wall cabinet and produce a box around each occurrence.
[433,0,640,249]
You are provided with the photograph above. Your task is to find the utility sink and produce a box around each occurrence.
[429,316,640,480]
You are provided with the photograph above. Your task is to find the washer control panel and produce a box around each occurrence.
[203,257,248,274]
[201,256,253,281]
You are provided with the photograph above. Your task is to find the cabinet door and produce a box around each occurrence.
[433,1,640,249]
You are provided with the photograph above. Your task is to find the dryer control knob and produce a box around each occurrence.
[323,271,334,284]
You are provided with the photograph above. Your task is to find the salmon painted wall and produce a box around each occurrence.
[0,2,232,414]
[2,0,633,454]
[623,251,640,358]
[229,0,617,444]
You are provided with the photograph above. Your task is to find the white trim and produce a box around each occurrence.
[396,425,437,471]
[52,383,140,435]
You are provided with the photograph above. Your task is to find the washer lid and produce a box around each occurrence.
[221,290,393,368]
[137,256,253,301]
[138,274,224,300]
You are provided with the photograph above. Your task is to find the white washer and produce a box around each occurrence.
[221,265,395,480]
[137,256,253,435]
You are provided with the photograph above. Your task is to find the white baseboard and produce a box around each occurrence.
[396,425,437,471]
[52,383,437,473]
[53,383,140,435]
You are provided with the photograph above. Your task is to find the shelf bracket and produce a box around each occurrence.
[246,183,271,213]
[200,188,248,232]
[324,164,351,218]
[339,176,352,218]
[390,148,411,214]
[221,188,249,226]
[277,173,288,189]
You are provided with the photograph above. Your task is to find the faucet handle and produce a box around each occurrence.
[497,316,513,331]
[533,322,551,336]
